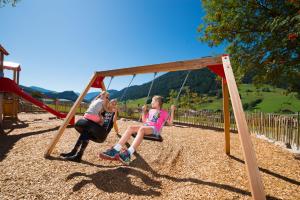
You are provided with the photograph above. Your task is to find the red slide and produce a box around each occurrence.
[0,77,74,125]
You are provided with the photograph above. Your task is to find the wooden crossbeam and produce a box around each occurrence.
[96,56,222,77]
[222,55,266,200]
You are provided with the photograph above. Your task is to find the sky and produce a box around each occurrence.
[0,0,225,93]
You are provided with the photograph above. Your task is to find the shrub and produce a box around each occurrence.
[278,108,294,114]
[126,108,134,117]
[243,103,249,110]
[262,87,271,92]
[243,98,263,110]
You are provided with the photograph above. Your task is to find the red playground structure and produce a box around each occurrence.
[0,45,74,126]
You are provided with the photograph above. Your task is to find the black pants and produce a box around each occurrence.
[74,118,109,143]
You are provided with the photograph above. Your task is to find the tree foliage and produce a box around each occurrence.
[0,0,20,7]
[199,0,300,93]
[168,86,203,110]
[31,91,44,99]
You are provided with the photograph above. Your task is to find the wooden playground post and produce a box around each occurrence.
[12,70,17,118]
[0,53,3,127]
[222,78,230,155]
[44,73,98,157]
[0,45,9,127]
[222,55,265,200]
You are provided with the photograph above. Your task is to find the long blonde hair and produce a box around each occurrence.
[152,95,163,109]
[95,91,110,100]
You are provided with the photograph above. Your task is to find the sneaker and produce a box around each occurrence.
[99,148,119,160]
[60,151,76,158]
[118,150,131,165]
[65,154,82,163]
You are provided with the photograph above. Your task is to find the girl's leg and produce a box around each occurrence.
[100,125,141,160]
[66,134,90,162]
[60,133,88,157]
[77,140,89,156]
[118,126,153,165]
[117,125,141,146]
[131,126,153,150]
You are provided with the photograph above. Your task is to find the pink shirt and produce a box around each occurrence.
[84,113,101,123]
[143,109,169,133]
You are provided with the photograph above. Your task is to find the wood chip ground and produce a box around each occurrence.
[0,113,299,200]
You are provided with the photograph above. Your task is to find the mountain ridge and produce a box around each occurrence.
[20,68,219,102]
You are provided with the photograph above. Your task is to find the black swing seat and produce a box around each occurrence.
[132,132,163,142]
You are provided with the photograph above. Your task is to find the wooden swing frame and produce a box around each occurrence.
[44,55,265,200]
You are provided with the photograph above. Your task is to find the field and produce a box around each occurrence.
[1,113,300,199]
[124,84,300,113]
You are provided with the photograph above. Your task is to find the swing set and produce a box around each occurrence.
[44,55,266,200]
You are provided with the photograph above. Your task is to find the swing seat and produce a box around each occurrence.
[132,132,163,142]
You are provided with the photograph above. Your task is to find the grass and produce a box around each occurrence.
[238,84,300,113]
[120,84,300,114]
[46,84,300,114]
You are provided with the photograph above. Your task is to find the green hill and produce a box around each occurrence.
[123,84,300,114]
[21,67,300,114]
[110,68,219,100]
[108,68,300,114]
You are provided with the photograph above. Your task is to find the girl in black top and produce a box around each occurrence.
[60,99,118,162]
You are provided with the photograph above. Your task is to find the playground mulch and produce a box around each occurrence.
[0,113,299,200]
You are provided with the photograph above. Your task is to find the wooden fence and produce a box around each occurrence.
[19,101,89,114]
[118,108,300,150]
[19,102,300,150]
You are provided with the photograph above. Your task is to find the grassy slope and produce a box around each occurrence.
[123,84,300,113]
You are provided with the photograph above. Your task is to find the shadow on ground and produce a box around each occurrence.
[229,155,300,186]
[67,167,162,196]
[0,126,59,162]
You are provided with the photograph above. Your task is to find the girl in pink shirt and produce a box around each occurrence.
[100,95,176,165]
[83,91,110,125]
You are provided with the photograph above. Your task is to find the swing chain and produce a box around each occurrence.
[174,70,191,106]
[106,76,114,90]
[145,72,158,105]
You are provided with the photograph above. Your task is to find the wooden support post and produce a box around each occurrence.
[44,73,98,157]
[0,93,3,128]
[222,78,230,155]
[16,70,20,118]
[17,70,20,85]
[13,70,16,82]
[11,70,17,119]
[0,53,4,128]
[222,55,265,200]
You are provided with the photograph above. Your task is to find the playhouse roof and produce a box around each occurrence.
[0,45,9,55]
[3,61,21,71]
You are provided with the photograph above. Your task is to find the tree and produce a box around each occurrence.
[167,89,178,105]
[0,0,20,7]
[168,86,203,110]
[179,87,192,109]
[199,0,300,93]
[31,91,44,100]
